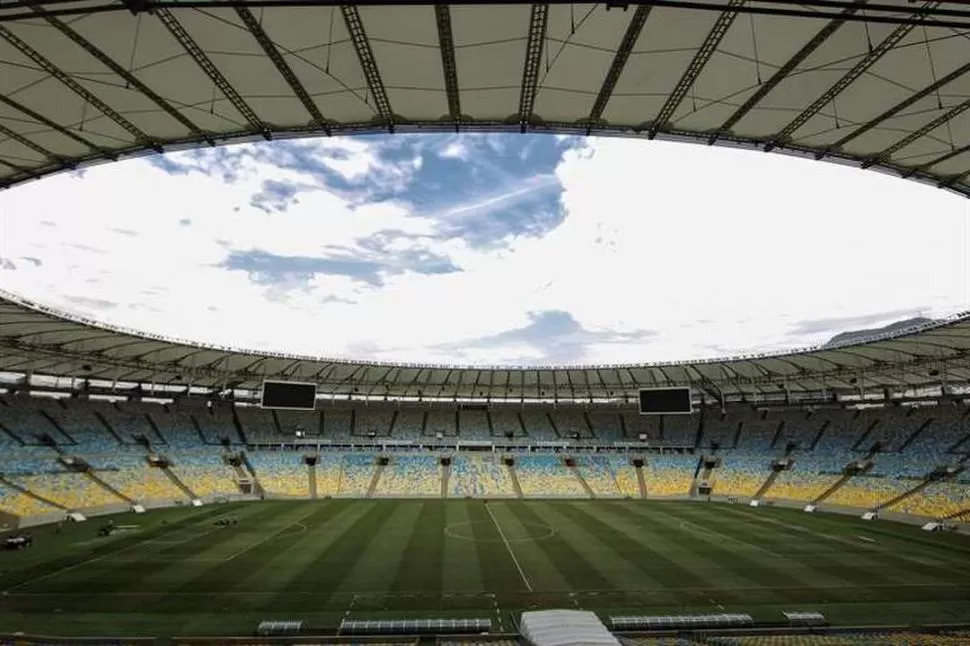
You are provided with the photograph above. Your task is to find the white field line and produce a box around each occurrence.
[484,503,533,592]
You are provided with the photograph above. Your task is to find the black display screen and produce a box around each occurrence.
[638,388,692,415]
[260,381,317,410]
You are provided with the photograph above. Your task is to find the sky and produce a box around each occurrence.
[0,133,968,367]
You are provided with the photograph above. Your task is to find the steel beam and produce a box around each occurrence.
[434,4,461,123]
[0,95,109,157]
[29,4,214,146]
[154,8,268,136]
[518,3,548,132]
[863,97,970,169]
[588,4,651,123]
[0,122,71,167]
[650,0,744,137]
[710,0,863,144]
[0,25,158,148]
[821,60,970,158]
[340,5,393,128]
[766,1,938,151]
[235,6,330,133]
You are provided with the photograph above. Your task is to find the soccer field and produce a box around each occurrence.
[1,499,969,637]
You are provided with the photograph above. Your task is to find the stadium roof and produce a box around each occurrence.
[2,1,970,195]
[2,289,970,401]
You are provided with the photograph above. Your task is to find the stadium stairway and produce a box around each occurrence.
[308,462,318,499]
[0,474,67,512]
[876,471,959,513]
[567,459,595,498]
[753,468,783,500]
[161,464,197,500]
[945,507,970,521]
[507,460,524,498]
[84,470,133,505]
[91,410,127,446]
[367,462,386,498]
[635,463,648,498]
[441,459,451,498]
[812,472,855,505]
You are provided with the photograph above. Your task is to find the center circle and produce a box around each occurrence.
[444,521,556,543]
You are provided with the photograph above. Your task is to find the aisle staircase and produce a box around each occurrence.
[85,471,132,505]
[161,465,197,500]
[441,460,451,499]
[635,464,648,499]
[0,475,67,512]
[753,469,782,500]
[879,467,964,512]
[567,459,594,498]
[366,463,385,498]
[507,461,524,499]
[308,462,318,500]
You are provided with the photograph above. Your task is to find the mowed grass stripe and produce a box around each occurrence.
[441,500,486,593]
[579,502,766,604]
[503,501,611,592]
[713,505,970,593]
[389,501,446,593]
[242,500,374,595]
[533,501,672,591]
[335,501,423,596]
[465,502,534,593]
[284,500,401,611]
[604,502,826,605]
[0,506,229,594]
[669,504,903,590]
[164,502,328,602]
[20,503,280,594]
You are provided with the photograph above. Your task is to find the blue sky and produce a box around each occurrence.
[0,133,968,366]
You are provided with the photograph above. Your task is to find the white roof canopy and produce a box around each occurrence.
[2,289,970,401]
[2,2,970,194]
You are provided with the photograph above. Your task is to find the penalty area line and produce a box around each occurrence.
[484,503,533,592]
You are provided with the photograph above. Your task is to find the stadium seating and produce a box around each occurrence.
[426,410,457,437]
[249,450,309,497]
[1,393,970,518]
[0,481,61,517]
[645,454,695,497]
[716,455,770,498]
[338,454,377,496]
[374,455,441,496]
[587,412,622,441]
[577,456,623,497]
[551,411,593,439]
[98,466,186,503]
[449,455,516,497]
[515,455,585,497]
[489,411,525,438]
[519,412,558,440]
[356,408,394,436]
[12,472,119,509]
[891,479,969,518]
[824,477,913,510]
[167,450,239,498]
[766,469,841,503]
[458,410,491,440]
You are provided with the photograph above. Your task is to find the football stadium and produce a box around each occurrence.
[3,0,970,644]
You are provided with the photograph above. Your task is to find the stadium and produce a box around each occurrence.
[2,0,970,644]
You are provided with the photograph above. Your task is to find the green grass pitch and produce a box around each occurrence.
[1,499,969,637]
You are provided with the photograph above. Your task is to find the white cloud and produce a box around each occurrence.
[0,135,967,366]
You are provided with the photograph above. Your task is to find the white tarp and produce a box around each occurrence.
[520,609,620,646]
